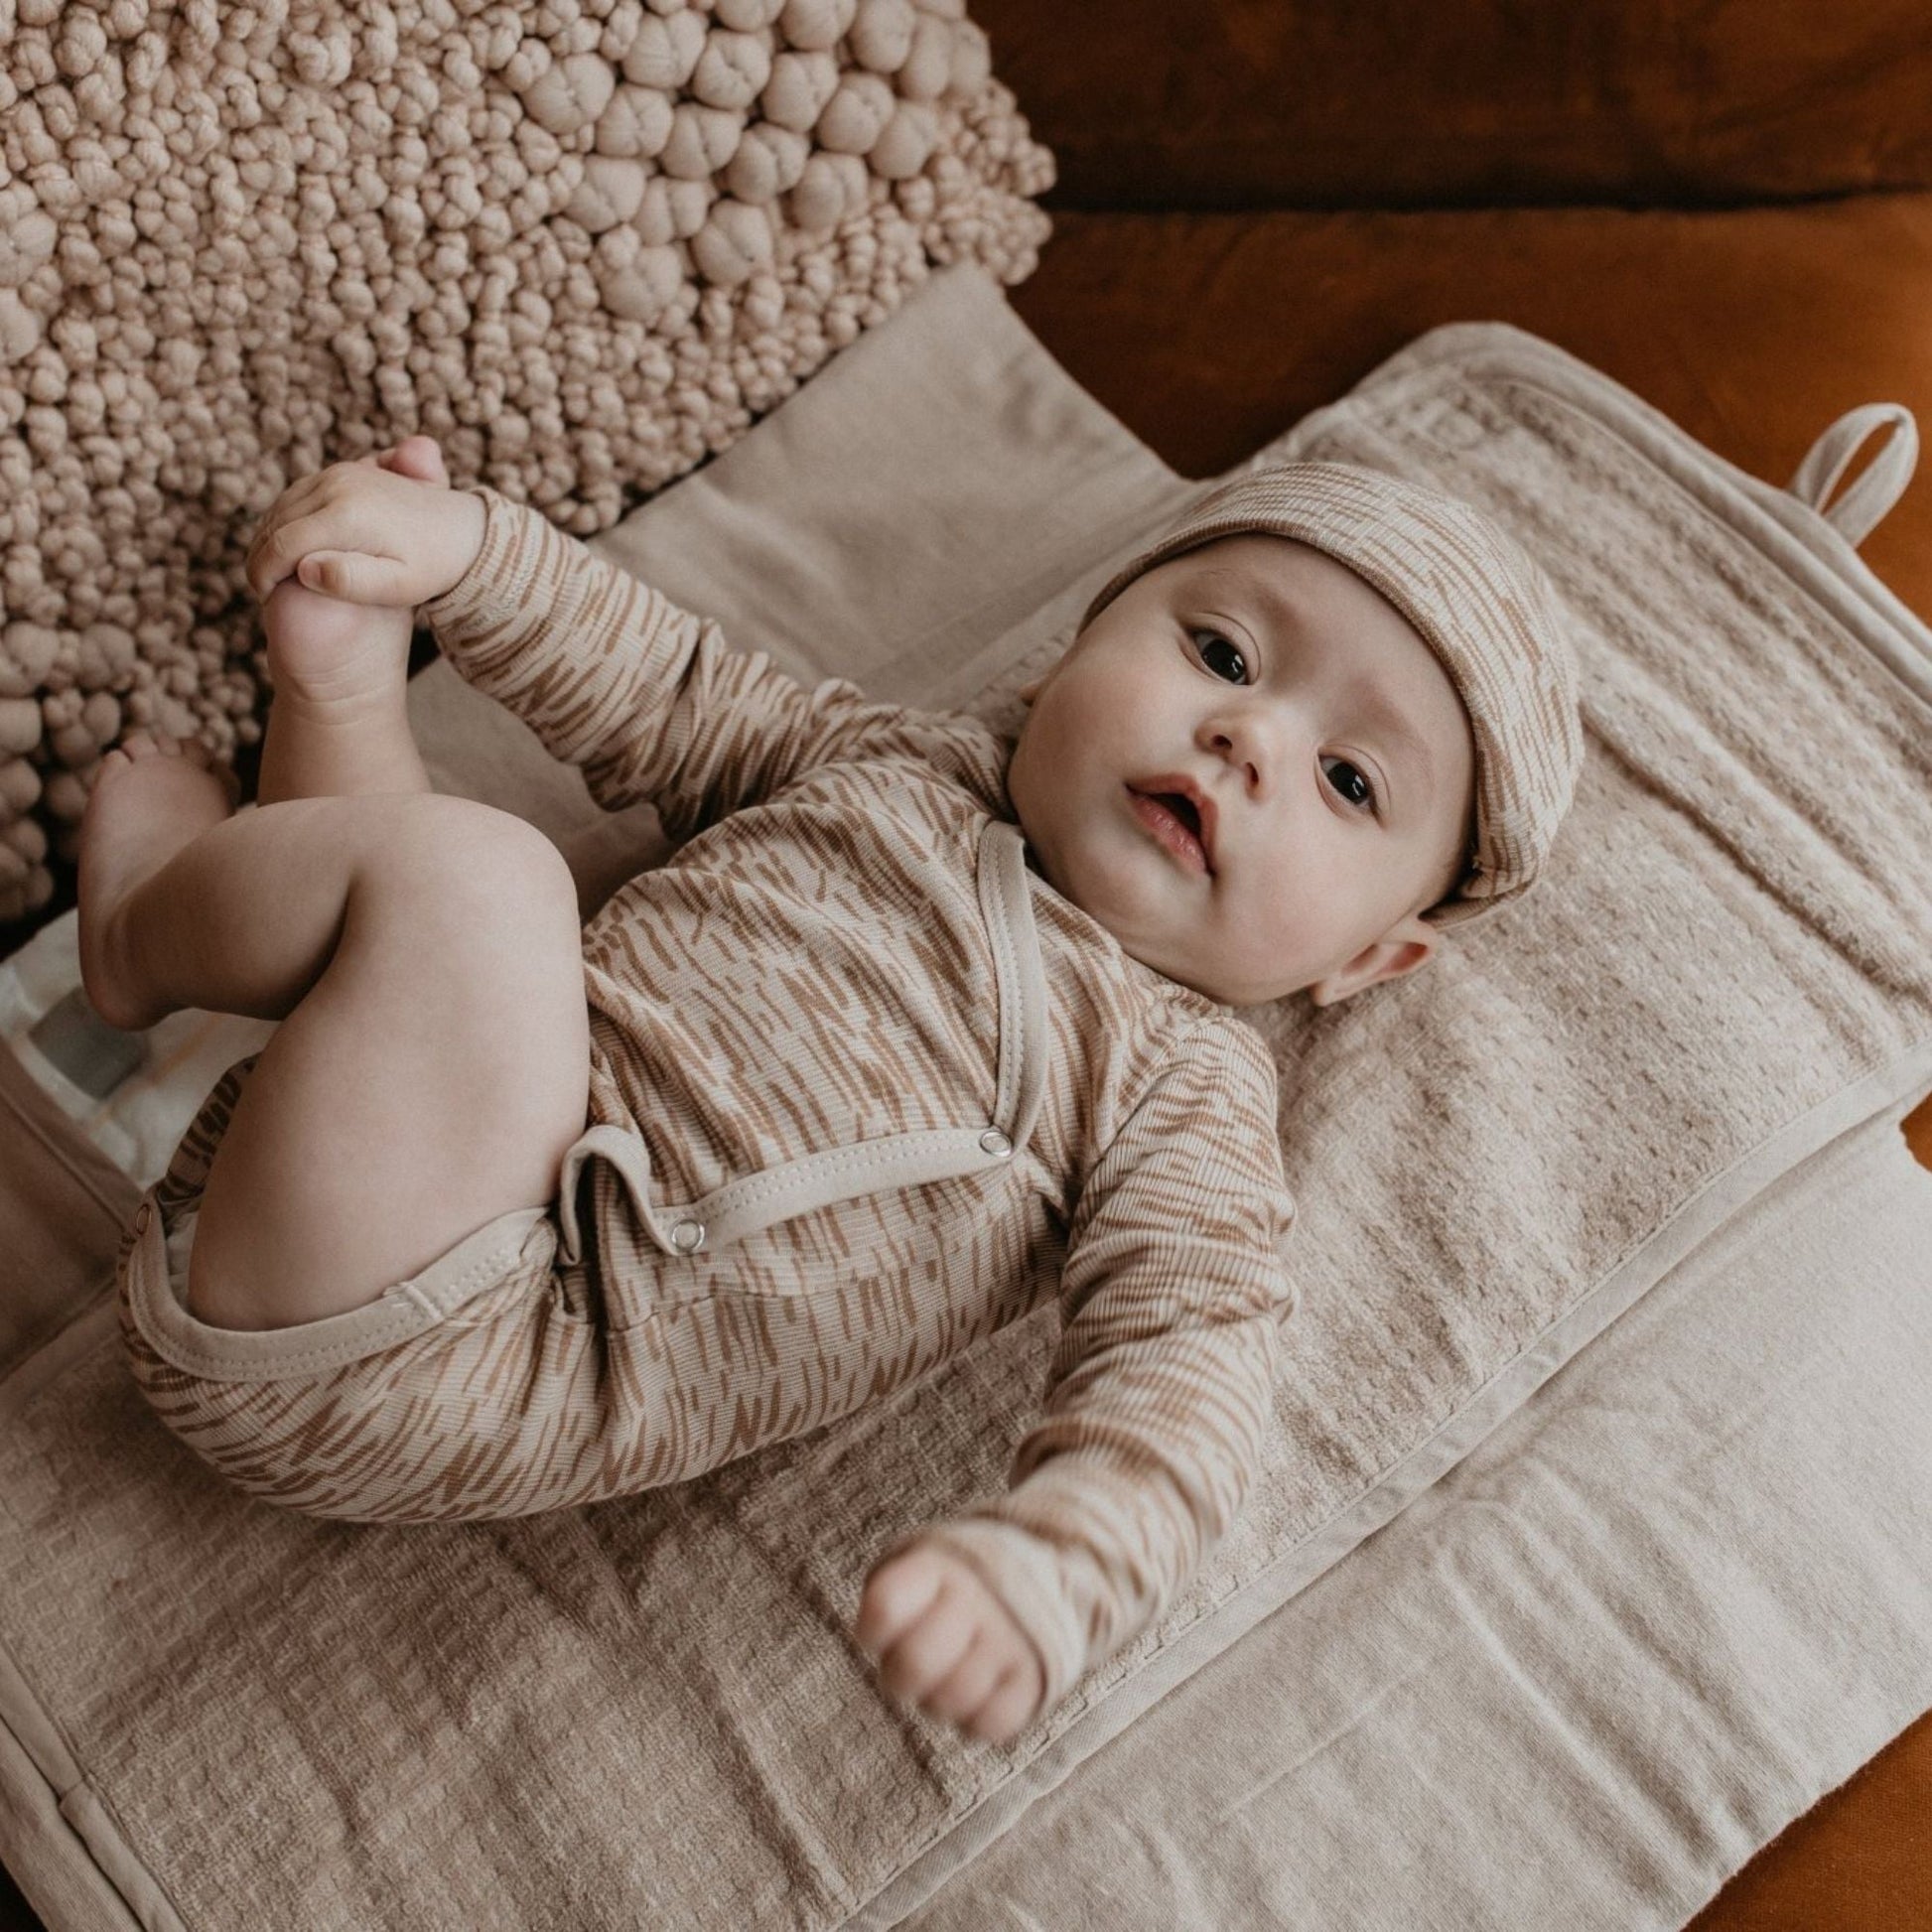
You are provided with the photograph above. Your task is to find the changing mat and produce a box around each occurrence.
[896,1101,1932,1930]
[0,263,1928,1929]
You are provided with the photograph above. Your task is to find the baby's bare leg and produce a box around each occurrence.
[79,736,588,1333]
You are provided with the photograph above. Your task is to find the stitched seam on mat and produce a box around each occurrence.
[0,1059,134,1229]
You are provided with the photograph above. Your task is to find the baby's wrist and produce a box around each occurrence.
[444,489,487,595]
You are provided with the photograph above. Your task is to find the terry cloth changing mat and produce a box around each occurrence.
[0,265,1928,1929]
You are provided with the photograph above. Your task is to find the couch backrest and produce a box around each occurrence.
[977,0,1932,207]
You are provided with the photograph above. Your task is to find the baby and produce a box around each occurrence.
[80,439,1582,1746]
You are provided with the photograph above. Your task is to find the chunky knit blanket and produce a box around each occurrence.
[0,0,1053,926]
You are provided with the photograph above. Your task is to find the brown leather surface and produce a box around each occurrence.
[975,0,1932,209]
[1006,195,1932,626]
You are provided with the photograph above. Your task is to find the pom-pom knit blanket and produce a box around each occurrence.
[0,0,1053,925]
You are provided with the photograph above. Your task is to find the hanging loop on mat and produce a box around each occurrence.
[1787,403,1918,548]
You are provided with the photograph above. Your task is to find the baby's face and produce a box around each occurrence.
[1007,534,1477,1008]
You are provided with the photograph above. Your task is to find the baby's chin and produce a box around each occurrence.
[1023,815,1308,1005]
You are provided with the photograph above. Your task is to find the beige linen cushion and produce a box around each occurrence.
[0,0,1052,923]
[0,263,1925,1928]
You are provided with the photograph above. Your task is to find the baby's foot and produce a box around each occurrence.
[77,733,240,1033]
[261,436,450,714]
[262,578,417,716]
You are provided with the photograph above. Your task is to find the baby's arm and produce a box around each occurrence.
[248,443,990,837]
[859,1019,1296,1741]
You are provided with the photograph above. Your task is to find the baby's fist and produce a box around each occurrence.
[856,1538,1044,1744]
[246,437,483,610]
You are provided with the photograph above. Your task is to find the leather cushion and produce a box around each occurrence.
[975,0,1932,207]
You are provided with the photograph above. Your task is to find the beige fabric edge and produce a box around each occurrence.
[0,1431,188,1932]
[0,1699,146,1932]
[850,1038,1932,1927]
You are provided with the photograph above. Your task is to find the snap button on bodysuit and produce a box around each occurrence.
[669,1219,706,1253]
[978,1128,1012,1158]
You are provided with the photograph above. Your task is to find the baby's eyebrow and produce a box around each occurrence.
[1344,674,1440,805]
[1195,568,1441,808]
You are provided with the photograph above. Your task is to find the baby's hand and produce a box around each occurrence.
[856,1537,1045,1744]
[245,436,485,610]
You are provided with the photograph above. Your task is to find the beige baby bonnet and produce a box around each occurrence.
[1080,462,1586,925]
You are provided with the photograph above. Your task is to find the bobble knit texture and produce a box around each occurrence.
[0,0,1053,925]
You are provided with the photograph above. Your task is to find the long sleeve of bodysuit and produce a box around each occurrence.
[907,1016,1299,1716]
[419,485,994,838]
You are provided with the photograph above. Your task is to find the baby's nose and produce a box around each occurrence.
[1204,716,1270,793]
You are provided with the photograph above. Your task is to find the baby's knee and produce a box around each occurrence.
[378,796,579,934]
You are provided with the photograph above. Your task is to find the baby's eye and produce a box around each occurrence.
[1321,755,1378,813]
[1191,629,1248,682]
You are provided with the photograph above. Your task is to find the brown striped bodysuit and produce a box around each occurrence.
[117,486,1299,1710]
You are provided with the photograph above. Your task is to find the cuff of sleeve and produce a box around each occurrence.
[417,486,542,649]
[909,1516,1088,1718]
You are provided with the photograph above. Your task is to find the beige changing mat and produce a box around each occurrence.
[897,1101,1932,1930]
[0,263,1928,1930]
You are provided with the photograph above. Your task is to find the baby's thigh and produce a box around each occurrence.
[187,803,590,1332]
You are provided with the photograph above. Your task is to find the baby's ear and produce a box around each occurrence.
[1307,924,1438,1008]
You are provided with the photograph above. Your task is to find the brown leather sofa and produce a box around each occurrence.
[967,1,1932,1925]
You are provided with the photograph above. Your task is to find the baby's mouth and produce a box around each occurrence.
[1126,785,1212,875]
[1157,791,1201,838]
